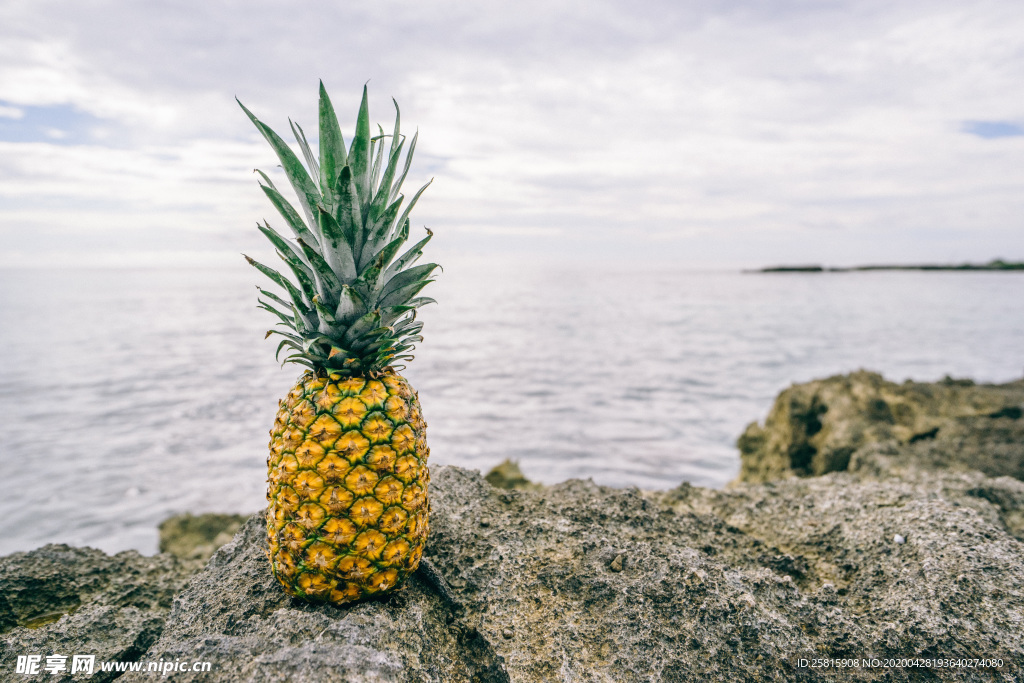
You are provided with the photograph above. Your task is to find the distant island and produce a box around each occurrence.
[752,258,1024,273]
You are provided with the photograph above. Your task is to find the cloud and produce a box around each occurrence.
[0,0,1022,267]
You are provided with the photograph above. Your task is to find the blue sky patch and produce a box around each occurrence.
[0,101,106,145]
[961,120,1024,139]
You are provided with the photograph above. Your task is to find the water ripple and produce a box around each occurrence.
[1,264,1022,554]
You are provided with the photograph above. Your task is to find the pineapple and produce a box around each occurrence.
[238,83,437,604]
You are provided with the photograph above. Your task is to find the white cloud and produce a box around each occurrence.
[0,0,1022,267]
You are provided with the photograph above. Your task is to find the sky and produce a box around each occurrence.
[0,0,1023,269]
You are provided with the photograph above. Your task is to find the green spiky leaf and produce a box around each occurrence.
[335,284,367,326]
[295,239,341,308]
[318,82,347,213]
[389,130,418,205]
[383,228,432,282]
[244,84,437,374]
[257,177,321,258]
[290,119,320,184]
[334,165,362,250]
[315,207,357,282]
[257,222,311,277]
[349,86,371,216]
[238,98,322,234]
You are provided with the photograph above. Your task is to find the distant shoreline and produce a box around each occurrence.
[750,259,1024,273]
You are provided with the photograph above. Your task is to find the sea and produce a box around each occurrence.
[1,262,1022,556]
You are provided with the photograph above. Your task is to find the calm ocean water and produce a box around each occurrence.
[0,263,1022,555]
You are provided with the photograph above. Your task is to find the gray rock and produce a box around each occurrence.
[125,462,1022,681]
[121,507,507,683]
[159,512,250,567]
[0,545,192,682]
[659,467,1024,672]
[737,370,1024,483]
[5,371,1024,681]
[484,459,541,492]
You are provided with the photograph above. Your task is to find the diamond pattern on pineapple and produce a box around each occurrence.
[267,371,429,604]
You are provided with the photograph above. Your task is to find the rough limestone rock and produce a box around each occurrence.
[159,513,250,567]
[121,504,507,683]
[737,370,1024,483]
[656,459,1024,676]
[483,459,542,491]
[5,372,1024,681]
[119,460,1023,682]
[0,545,192,682]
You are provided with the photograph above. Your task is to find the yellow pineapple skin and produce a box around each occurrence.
[266,370,429,604]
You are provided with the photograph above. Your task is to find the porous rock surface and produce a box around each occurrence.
[4,372,1024,681]
[0,545,192,682]
[737,370,1024,483]
[159,513,250,567]
[132,460,1023,681]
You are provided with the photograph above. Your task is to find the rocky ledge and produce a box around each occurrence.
[3,371,1023,681]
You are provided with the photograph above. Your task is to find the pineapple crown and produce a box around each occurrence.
[239,83,437,376]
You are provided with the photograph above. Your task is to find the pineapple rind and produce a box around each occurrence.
[267,370,429,604]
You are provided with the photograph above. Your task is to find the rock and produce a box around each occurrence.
[484,459,541,491]
[1,608,164,683]
[657,466,1024,668]
[0,545,192,682]
[159,512,249,566]
[737,370,1024,483]
[5,372,1024,680]
[126,463,1022,681]
[120,506,508,683]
